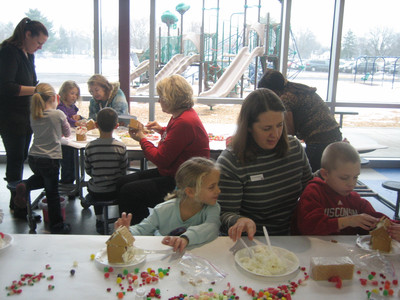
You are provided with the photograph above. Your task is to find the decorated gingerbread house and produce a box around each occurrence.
[106,226,135,263]
[369,217,392,252]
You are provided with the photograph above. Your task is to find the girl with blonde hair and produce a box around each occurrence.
[14,83,72,234]
[115,157,221,252]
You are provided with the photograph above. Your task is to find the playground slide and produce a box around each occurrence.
[130,60,150,82]
[135,54,200,94]
[199,46,265,98]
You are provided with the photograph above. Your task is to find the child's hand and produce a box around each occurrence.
[388,222,400,242]
[114,212,132,230]
[162,236,188,252]
[339,214,379,231]
[72,115,80,121]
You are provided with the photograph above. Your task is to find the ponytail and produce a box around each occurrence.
[31,83,55,120]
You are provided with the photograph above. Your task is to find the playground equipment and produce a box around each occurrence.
[199,46,264,98]
[135,53,200,95]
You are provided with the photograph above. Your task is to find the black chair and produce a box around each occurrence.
[81,194,119,235]
[7,182,45,233]
[381,181,400,220]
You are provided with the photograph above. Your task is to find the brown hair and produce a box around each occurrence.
[321,142,360,171]
[156,74,194,112]
[31,83,56,120]
[96,107,118,133]
[87,74,113,99]
[1,17,48,48]
[232,88,289,164]
[59,80,81,105]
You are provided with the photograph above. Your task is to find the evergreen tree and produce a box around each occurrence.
[341,30,357,59]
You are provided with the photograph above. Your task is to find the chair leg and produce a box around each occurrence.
[103,206,109,235]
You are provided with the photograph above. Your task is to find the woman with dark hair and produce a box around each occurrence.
[217,88,312,241]
[258,69,342,172]
[0,17,48,219]
[117,75,210,225]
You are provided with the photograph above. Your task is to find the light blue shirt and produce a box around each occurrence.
[129,198,221,246]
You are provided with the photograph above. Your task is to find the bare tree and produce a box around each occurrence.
[367,27,395,56]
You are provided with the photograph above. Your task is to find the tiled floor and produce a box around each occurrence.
[0,163,399,235]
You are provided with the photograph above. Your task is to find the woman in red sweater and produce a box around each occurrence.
[117,75,210,224]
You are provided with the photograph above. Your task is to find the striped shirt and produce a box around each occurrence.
[84,138,128,193]
[217,136,312,236]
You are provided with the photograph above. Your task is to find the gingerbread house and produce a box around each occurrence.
[369,217,392,253]
[106,226,135,263]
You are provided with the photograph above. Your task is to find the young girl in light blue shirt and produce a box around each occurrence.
[115,157,221,252]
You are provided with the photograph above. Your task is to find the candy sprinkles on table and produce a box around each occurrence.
[356,269,399,298]
[4,264,54,296]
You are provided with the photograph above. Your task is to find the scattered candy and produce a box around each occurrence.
[90,254,95,260]
[45,264,51,270]
[73,261,78,267]
[70,269,75,276]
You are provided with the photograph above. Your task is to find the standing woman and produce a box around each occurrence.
[87,74,128,122]
[0,18,48,219]
[217,88,313,241]
[258,69,342,172]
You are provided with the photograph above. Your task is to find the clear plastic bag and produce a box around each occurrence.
[346,246,396,279]
[177,253,227,287]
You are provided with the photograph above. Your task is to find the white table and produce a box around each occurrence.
[0,235,398,299]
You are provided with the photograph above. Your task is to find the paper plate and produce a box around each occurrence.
[234,245,299,279]
[356,235,400,255]
[0,233,13,252]
[94,248,146,272]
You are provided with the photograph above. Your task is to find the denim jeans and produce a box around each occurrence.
[27,156,63,227]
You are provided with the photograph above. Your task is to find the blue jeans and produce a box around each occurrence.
[26,156,63,228]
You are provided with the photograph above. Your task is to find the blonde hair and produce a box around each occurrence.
[156,74,194,112]
[166,157,219,202]
[59,80,81,105]
[321,142,360,171]
[31,83,56,120]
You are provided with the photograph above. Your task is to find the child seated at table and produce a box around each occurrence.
[114,157,221,252]
[57,80,84,185]
[84,107,128,234]
[293,141,400,240]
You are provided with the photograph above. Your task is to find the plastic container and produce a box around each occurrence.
[38,197,67,223]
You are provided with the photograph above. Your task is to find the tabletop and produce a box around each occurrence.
[0,234,398,299]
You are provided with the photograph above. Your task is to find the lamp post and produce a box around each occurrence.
[161,11,178,61]
[176,3,190,54]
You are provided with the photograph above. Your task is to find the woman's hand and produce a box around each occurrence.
[228,217,256,242]
[114,212,132,230]
[388,222,400,242]
[129,127,146,141]
[146,121,162,134]
[72,115,81,121]
[162,236,188,252]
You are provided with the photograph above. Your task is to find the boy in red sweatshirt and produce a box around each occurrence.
[294,142,400,240]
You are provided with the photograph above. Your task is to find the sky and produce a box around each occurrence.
[1,0,399,48]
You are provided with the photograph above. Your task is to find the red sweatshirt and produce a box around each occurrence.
[294,177,389,235]
[140,108,210,177]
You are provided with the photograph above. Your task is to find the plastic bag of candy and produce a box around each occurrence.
[177,253,227,287]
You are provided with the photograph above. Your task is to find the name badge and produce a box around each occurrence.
[250,174,264,182]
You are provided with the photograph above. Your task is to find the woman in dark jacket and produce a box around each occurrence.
[0,17,48,219]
